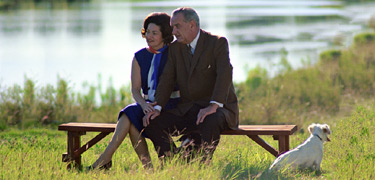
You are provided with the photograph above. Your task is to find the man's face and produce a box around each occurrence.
[171,13,194,44]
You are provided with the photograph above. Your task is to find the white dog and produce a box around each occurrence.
[269,123,331,171]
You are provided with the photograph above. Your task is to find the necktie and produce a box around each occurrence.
[187,44,193,57]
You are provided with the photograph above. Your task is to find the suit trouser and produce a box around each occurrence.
[144,104,228,158]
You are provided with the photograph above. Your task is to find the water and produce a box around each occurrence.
[0,0,374,92]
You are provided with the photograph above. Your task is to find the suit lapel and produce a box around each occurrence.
[189,30,205,77]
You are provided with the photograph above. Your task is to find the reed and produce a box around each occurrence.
[0,32,375,131]
[235,32,375,128]
[0,75,134,130]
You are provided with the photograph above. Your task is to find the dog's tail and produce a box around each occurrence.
[268,162,278,171]
[269,156,282,171]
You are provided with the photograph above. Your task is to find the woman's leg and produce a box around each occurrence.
[129,124,152,168]
[90,114,131,169]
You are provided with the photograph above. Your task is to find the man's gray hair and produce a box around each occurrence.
[172,7,200,27]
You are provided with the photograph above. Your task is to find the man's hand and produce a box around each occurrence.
[143,109,160,127]
[196,103,219,125]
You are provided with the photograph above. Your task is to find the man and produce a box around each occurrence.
[143,7,239,161]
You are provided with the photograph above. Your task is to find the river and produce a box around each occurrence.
[0,0,374,92]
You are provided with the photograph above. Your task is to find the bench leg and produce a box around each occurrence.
[66,131,84,170]
[62,131,111,170]
[74,132,110,156]
[247,135,278,157]
[275,135,289,156]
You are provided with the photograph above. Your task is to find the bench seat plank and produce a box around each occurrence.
[58,123,297,135]
[58,123,116,132]
[222,125,297,135]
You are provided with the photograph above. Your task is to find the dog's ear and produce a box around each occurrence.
[308,124,316,133]
[323,124,331,134]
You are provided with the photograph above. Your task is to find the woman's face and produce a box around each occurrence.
[145,23,164,50]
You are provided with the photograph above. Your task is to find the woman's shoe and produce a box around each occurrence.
[86,160,112,171]
[86,165,94,171]
[100,160,112,170]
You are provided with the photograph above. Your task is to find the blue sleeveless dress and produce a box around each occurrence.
[118,47,179,137]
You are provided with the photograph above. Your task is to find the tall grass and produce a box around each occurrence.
[235,32,375,128]
[0,75,134,131]
[1,32,375,131]
[0,105,374,179]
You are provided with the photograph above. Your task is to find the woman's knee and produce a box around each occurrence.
[118,114,131,125]
[113,114,131,139]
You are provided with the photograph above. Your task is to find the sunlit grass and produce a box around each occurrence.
[1,105,374,179]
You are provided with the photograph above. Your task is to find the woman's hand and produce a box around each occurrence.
[141,101,157,114]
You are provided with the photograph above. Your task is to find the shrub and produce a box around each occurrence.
[237,32,375,125]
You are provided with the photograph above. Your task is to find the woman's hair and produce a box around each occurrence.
[141,12,173,44]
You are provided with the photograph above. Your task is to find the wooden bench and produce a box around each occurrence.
[58,122,297,169]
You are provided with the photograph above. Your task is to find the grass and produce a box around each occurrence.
[1,104,374,179]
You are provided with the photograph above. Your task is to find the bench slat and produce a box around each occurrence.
[222,125,297,135]
[58,123,116,132]
[58,123,297,135]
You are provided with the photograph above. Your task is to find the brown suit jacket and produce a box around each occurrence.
[155,30,239,130]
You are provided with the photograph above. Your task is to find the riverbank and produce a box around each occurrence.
[1,32,375,131]
[235,32,375,128]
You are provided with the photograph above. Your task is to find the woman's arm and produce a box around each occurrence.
[131,57,154,113]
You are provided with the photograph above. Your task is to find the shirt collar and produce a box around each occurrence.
[187,30,200,52]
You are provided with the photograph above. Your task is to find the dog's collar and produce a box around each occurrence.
[314,134,323,141]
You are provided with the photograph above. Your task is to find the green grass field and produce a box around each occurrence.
[1,105,374,179]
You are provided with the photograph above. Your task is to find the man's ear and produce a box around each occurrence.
[189,20,196,29]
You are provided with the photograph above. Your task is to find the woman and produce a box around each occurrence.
[88,12,178,170]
